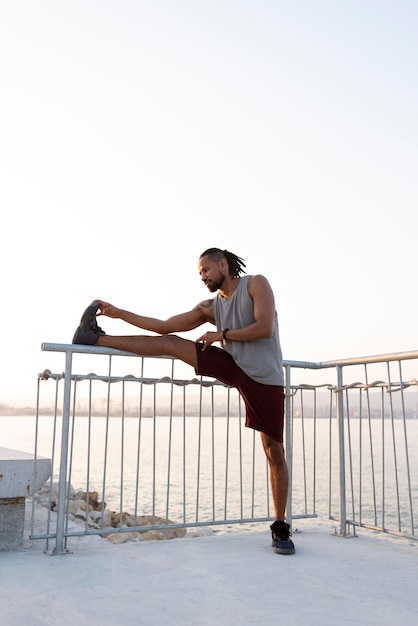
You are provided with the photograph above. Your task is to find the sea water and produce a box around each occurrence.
[1,415,417,535]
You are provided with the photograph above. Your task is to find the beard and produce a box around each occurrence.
[204,272,225,293]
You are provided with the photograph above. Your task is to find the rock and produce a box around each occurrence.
[66,499,88,516]
[105,514,187,542]
[111,511,131,527]
[137,528,186,541]
[106,531,141,544]
[90,509,112,527]
[73,490,104,511]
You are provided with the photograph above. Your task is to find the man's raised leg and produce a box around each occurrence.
[96,334,199,369]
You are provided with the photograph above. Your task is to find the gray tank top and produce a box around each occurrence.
[213,275,284,386]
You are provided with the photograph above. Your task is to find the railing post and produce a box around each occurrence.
[285,364,292,526]
[336,365,347,535]
[52,348,73,555]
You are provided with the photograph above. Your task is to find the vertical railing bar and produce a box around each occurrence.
[100,355,112,523]
[284,390,294,522]
[327,386,333,520]
[238,395,244,520]
[62,367,77,549]
[386,361,401,531]
[300,389,307,516]
[267,396,272,516]
[182,386,187,524]
[344,388,356,526]
[312,388,317,515]
[380,386,385,531]
[33,374,59,548]
[358,386,363,527]
[86,379,93,526]
[119,380,126,529]
[165,359,175,522]
[223,387,231,520]
[398,360,415,533]
[134,358,145,521]
[195,378,203,523]
[251,427,256,518]
[211,386,216,520]
[152,383,157,523]
[32,377,42,542]
[285,364,292,525]
[67,381,78,539]
[52,348,73,555]
[45,377,60,549]
[336,365,347,535]
[364,364,377,526]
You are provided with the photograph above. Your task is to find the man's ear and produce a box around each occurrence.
[220,257,228,275]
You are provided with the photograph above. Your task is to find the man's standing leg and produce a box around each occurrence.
[260,433,295,554]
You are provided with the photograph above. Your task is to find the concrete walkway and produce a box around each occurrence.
[0,511,417,625]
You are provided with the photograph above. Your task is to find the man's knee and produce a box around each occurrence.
[161,335,198,368]
[261,434,285,464]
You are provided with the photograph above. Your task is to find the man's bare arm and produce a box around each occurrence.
[97,299,215,334]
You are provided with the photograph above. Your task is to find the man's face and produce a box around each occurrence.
[198,255,226,292]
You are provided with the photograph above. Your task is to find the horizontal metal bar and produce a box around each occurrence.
[42,343,418,369]
[41,342,168,359]
[318,350,418,368]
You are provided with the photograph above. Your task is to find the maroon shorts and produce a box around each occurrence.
[195,343,284,442]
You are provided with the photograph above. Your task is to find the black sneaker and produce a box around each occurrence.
[270,520,295,555]
[72,301,105,345]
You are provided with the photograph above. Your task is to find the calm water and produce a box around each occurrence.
[1,415,417,535]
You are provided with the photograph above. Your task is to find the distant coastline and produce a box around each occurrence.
[1,403,417,419]
[0,403,235,418]
[0,404,54,416]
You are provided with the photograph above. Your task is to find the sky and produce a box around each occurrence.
[1,0,418,406]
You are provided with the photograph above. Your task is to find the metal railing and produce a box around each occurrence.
[285,352,418,539]
[32,344,418,553]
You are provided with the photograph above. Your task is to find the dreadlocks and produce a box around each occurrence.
[199,248,247,279]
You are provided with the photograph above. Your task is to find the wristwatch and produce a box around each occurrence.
[222,328,229,346]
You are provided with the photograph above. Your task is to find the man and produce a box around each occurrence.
[72,247,295,555]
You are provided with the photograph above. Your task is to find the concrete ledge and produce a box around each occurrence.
[0,447,51,551]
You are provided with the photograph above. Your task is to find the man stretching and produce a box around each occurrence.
[72,247,295,554]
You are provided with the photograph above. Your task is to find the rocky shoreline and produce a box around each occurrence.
[34,483,187,544]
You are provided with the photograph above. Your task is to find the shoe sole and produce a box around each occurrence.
[72,301,101,345]
[274,545,296,555]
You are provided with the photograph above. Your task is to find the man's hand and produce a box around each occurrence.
[96,300,121,319]
[196,330,223,350]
